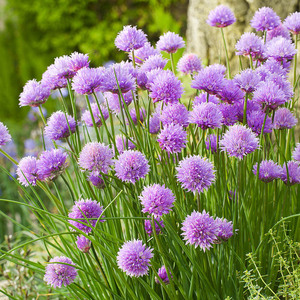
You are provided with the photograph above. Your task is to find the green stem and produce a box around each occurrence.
[170,53,175,74]
[220,28,231,79]
[293,34,298,89]
[243,93,248,125]
[38,105,47,125]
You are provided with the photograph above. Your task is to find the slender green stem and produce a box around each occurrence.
[38,105,47,125]
[243,93,248,125]
[220,28,231,79]
[170,53,175,74]
[293,34,298,89]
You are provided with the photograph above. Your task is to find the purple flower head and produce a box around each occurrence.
[145,68,164,90]
[189,102,223,130]
[141,54,168,72]
[266,23,291,42]
[68,199,105,233]
[69,52,89,72]
[102,63,136,94]
[117,240,153,277]
[44,111,76,141]
[234,69,261,93]
[115,135,136,154]
[155,266,172,284]
[0,122,11,147]
[72,67,106,95]
[182,210,218,251]
[19,79,51,107]
[234,99,260,123]
[105,91,133,114]
[17,156,39,186]
[129,42,160,64]
[215,217,234,241]
[114,150,150,183]
[281,161,300,185]
[140,184,175,217]
[205,134,218,153]
[218,79,245,104]
[250,7,281,31]
[144,217,164,236]
[206,5,236,28]
[41,64,68,90]
[44,256,77,288]
[253,160,282,182]
[160,103,189,127]
[177,53,202,75]
[266,73,293,101]
[76,236,91,253]
[115,25,147,52]
[292,143,300,162]
[78,142,113,173]
[193,94,219,106]
[37,149,68,181]
[128,107,146,125]
[191,64,225,95]
[273,107,298,129]
[219,103,238,126]
[149,70,184,104]
[82,103,109,127]
[220,124,259,159]
[235,33,264,60]
[176,155,215,193]
[265,37,297,61]
[149,112,161,134]
[156,32,185,54]
[263,58,289,78]
[53,55,76,79]
[247,110,273,135]
[252,81,287,110]
[88,171,105,189]
[136,69,148,90]
[284,12,300,35]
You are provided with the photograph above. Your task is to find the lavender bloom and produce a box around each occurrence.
[69,52,89,72]
[189,102,223,130]
[17,156,39,186]
[44,111,76,141]
[102,63,136,94]
[128,107,146,125]
[129,42,160,64]
[193,94,219,106]
[253,160,282,182]
[53,55,76,79]
[88,171,105,189]
[263,58,288,78]
[252,81,286,110]
[144,217,164,236]
[105,91,133,114]
[250,7,281,31]
[0,122,11,147]
[82,103,109,127]
[156,32,185,54]
[149,112,161,134]
[266,73,293,101]
[76,236,91,253]
[115,135,136,154]
[191,64,225,95]
[247,111,273,135]
[219,103,238,126]
[160,103,189,127]
[114,150,150,183]
[177,53,202,74]
[235,33,264,60]
[37,149,68,181]
[280,161,300,185]
[218,79,245,104]
[266,24,291,42]
[155,266,172,284]
[44,256,77,288]
[234,69,261,93]
[273,107,298,129]
[220,124,259,159]
[234,99,260,123]
[284,12,300,35]
[205,134,218,153]
[19,79,51,107]
[182,210,218,251]
[68,199,105,233]
[176,155,215,193]
[41,64,68,90]
[145,68,164,89]
[149,70,184,104]
[115,25,147,52]
[72,67,106,95]
[141,54,168,72]
[265,37,297,61]
[78,142,113,173]
[140,184,175,217]
[292,143,300,162]
[206,5,236,28]
[215,218,234,241]
[117,240,153,277]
